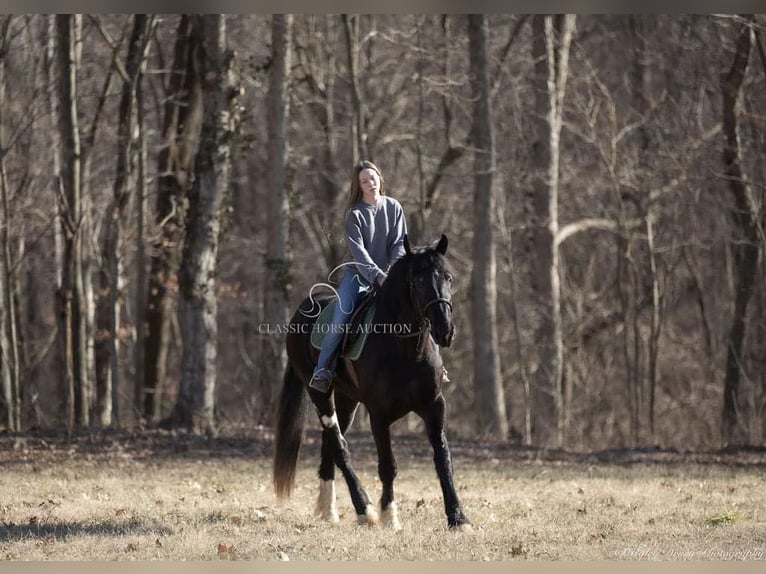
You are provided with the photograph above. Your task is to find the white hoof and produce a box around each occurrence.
[357,504,379,526]
[381,502,402,531]
[452,522,473,533]
[314,480,340,523]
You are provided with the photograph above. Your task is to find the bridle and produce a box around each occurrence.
[394,267,453,357]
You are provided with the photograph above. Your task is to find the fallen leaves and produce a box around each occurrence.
[1,428,765,560]
[35,535,56,547]
[511,542,528,558]
[217,541,237,559]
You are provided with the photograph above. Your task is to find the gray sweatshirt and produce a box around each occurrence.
[344,195,407,285]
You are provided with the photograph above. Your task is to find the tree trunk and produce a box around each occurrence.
[70,14,98,427]
[525,15,575,447]
[45,15,66,427]
[134,35,149,423]
[630,15,662,441]
[0,16,20,431]
[262,14,292,419]
[527,15,554,447]
[721,15,756,447]
[95,15,151,428]
[170,14,238,435]
[142,15,203,423]
[81,16,123,426]
[467,14,508,438]
[55,14,89,429]
[342,14,368,162]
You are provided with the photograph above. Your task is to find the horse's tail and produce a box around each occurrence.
[273,361,308,500]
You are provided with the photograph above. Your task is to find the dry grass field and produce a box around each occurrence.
[1,427,765,561]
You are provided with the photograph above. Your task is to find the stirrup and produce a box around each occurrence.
[309,369,334,393]
[440,366,451,384]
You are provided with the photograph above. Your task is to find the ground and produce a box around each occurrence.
[0,427,765,560]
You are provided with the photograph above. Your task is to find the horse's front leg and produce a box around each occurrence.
[369,412,401,530]
[308,387,378,525]
[315,430,340,523]
[418,394,471,531]
[315,393,360,523]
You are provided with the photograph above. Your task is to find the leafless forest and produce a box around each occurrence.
[0,14,765,451]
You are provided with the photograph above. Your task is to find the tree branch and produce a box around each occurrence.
[648,123,723,205]
[556,218,642,247]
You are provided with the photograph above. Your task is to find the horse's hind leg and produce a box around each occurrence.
[418,394,472,531]
[369,412,401,530]
[308,387,378,525]
[314,394,359,523]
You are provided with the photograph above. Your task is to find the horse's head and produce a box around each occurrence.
[403,234,456,347]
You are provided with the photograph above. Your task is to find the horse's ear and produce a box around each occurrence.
[404,234,412,255]
[435,234,448,255]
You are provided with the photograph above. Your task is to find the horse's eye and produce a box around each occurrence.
[445,273,453,283]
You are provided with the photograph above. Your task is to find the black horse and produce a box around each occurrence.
[273,234,471,531]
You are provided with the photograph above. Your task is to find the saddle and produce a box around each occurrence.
[310,289,377,361]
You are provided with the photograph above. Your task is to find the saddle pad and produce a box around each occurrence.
[310,300,376,361]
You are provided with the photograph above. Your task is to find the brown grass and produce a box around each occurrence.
[1,429,765,560]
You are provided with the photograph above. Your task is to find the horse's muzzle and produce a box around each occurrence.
[435,323,455,348]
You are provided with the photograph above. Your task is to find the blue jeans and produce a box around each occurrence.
[313,272,372,378]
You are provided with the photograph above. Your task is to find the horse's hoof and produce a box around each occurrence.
[314,480,339,523]
[449,520,473,532]
[315,508,340,523]
[357,504,379,526]
[381,502,402,531]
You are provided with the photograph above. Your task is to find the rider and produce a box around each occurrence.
[309,160,450,393]
[309,160,404,392]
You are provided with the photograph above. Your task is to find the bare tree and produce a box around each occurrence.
[55,14,90,429]
[627,15,665,442]
[141,15,203,423]
[721,14,756,447]
[170,14,238,435]
[525,15,575,447]
[467,14,508,438]
[342,14,368,163]
[133,26,150,422]
[292,15,344,268]
[79,16,120,426]
[94,15,153,427]
[1,14,764,449]
[262,14,292,417]
[0,15,20,430]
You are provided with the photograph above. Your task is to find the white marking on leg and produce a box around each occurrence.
[357,504,379,526]
[314,479,339,523]
[320,412,339,429]
[381,501,402,531]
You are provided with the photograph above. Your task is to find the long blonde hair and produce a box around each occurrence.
[345,160,386,213]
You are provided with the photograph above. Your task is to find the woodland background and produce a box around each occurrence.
[0,14,764,451]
